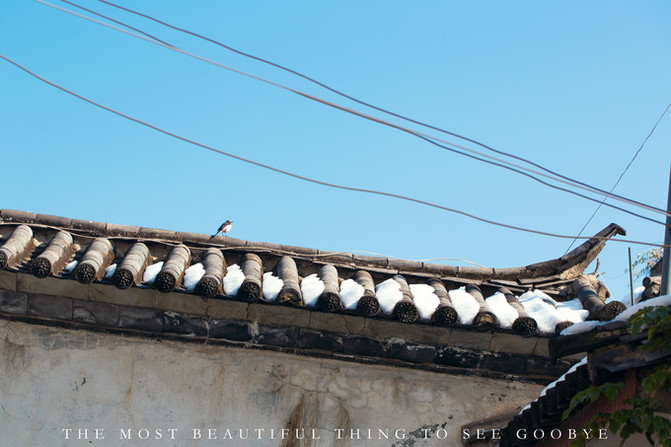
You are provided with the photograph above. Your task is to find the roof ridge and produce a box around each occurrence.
[0,209,625,283]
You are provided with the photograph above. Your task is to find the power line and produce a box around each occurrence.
[40,1,663,227]
[86,0,670,217]
[39,0,671,219]
[564,102,671,254]
[2,52,667,248]
[60,0,173,48]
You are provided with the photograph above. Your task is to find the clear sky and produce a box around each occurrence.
[1,0,670,298]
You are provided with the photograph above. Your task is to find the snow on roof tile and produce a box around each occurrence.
[0,209,629,335]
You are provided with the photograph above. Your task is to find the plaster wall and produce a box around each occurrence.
[0,320,542,446]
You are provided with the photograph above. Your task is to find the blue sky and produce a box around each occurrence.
[1,0,670,297]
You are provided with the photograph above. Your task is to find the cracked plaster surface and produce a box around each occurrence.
[0,320,542,446]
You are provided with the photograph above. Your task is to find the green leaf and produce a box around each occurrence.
[564,302,671,445]
[621,423,636,439]
[602,382,623,400]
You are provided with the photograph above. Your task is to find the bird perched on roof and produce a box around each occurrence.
[212,220,232,238]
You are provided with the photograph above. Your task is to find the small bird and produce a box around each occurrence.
[212,220,233,238]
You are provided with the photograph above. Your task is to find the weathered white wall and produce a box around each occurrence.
[0,320,542,446]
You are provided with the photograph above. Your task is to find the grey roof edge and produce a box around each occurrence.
[548,320,628,360]
[0,209,625,282]
[0,270,564,381]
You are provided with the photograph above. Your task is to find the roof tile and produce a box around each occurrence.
[0,209,37,222]
[71,218,106,233]
[138,227,177,240]
[35,213,73,228]
[105,223,142,237]
[0,210,635,378]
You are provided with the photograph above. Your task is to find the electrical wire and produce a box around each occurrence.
[59,0,174,48]
[2,53,667,248]
[38,0,671,219]
[86,0,670,217]
[564,102,671,254]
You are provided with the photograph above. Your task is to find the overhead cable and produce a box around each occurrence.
[60,0,173,47]
[564,101,671,253]
[87,0,670,217]
[38,0,670,219]
[2,53,667,247]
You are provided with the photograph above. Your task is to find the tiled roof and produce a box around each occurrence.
[500,360,591,446]
[0,209,629,380]
[499,320,670,446]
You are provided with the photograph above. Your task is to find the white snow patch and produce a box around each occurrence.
[555,298,589,324]
[522,298,561,333]
[520,290,562,334]
[560,294,671,336]
[223,264,245,296]
[609,286,645,307]
[183,263,205,291]
[448,287,480,325]
[142,261,164,285]
[104,263,117,279]
[409,284,440,320]
[301,274,325,307]
[520,290,590,334]
[64,260,78,273]
[376,278,403,315]
[262,272,283,302]
[340,279,365,310]
[519,290,553,304]
[519,356,588,415]
[485,292,518,329]
[613,294,671,323]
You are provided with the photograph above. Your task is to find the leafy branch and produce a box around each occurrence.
[632,248,663,280]
[563,306,671,446]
